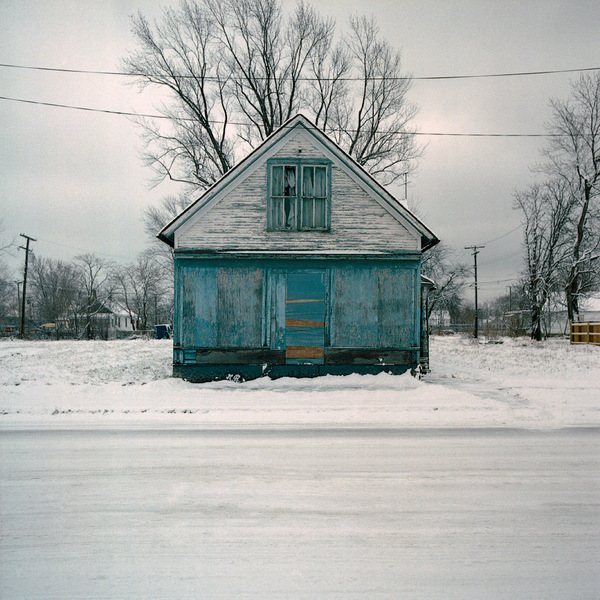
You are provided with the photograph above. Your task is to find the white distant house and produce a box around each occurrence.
[106,304,136,339]
[56,300,135,339]
[429,308,451,332]
[548,295,600,335]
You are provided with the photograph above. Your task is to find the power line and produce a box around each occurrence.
[0,95,144,119]
[1,61,599,81]
[481,248,523,266]
[477,277,522,285]
[0,95,578,138]
[35,237,132,261]
[479,223,523,245]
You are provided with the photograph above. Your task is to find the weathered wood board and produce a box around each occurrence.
[174,258,420,372]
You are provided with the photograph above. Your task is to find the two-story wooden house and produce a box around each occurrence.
[159,114,438,381]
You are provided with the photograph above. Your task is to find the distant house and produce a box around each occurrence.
[56,298,135,339]
[548,296,600,336]
[159,114,439,381]
[106,304,135,339]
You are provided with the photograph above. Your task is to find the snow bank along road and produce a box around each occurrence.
[1,335,599,429]
[1,337,599,598]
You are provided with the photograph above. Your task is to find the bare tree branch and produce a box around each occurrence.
[124,0,421,192]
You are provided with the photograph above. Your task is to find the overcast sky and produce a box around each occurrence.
[1,0,599,301]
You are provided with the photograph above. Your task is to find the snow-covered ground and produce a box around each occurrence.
[1,336,599,599]
[1,335,599,430]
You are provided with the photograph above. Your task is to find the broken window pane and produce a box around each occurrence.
[284,166,296,196]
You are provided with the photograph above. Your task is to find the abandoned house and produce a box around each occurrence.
[158,114,439,381]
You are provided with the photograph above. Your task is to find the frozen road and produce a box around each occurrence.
[1,428,599,599]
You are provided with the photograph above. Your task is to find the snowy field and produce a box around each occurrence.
[1,335,599,429]
[1,337,599,599]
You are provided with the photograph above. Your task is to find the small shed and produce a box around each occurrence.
[159,114,439,381]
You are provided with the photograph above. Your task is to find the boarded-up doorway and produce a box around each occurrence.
[285,271,325,364]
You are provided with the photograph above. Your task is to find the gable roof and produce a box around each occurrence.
[158,114,439,251]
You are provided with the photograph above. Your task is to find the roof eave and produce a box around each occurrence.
[157,230,174,248]
[421,235,440,253]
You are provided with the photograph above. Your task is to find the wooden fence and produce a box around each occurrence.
[570,321,600,346]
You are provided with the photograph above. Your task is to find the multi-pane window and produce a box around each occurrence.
[269,161,330,231]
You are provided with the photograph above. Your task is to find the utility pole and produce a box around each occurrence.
[14,281,21,312]
[465,245,485,338]
[19,234,36,339]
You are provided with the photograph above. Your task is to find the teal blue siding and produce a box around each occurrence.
[376,268,417,348]
[176,262,263,349]
[267,270,286,350]
[331,265,418,349]
[173,255,422,378]
[179,266,217,347]
[216,267,263,347]
[332,268,378,346]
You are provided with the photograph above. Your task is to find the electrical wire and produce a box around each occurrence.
[0,95,578,138]
[480,248,524,266]
[34,237,132,261]
[1,61,599,81]
[479,223,524,245]
[477,277,522,285]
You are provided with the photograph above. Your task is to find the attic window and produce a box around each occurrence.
[268,160,330,231]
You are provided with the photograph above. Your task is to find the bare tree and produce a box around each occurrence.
[73,254,114,339]
[142,192,192,274]
[209,0,334,144]
[514,179,573,340]
[328,15,421,185]
[112,255,165,332]
[542,72,600,321]
[307,33,350,133]
[0,259,14,323]
[123,1,234,187]
[30,257,79,328]
[123,0,421,190]
[0,222,18,329]
[0,219,14,256]
[420,242,468,324]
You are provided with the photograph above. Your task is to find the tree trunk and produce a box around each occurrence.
[530,302,543,341]
[565,179,591,323]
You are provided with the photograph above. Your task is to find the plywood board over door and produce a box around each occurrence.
[285,271,326,364]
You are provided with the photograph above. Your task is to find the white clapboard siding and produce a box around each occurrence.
[177,132,420,252]
[272,131,325,159]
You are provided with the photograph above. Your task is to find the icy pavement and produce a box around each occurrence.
[1,428,598,599]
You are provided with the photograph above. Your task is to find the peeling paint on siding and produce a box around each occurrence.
[332,265,417,348]
[177,133,419,253]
